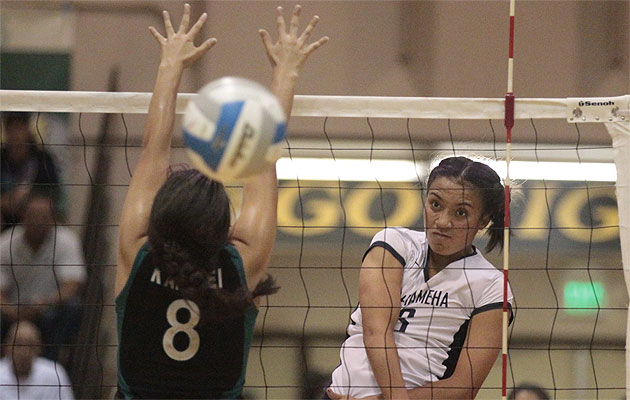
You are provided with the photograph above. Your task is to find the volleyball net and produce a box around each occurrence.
[0,91,628,399]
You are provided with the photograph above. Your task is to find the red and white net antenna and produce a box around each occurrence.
[502,0,516,398]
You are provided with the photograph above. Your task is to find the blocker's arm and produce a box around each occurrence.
[116,5,215,296]
[231,5,328,290]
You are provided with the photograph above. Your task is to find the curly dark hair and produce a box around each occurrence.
[147,169,278,321]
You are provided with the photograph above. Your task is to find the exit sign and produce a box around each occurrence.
[564,281,605,315]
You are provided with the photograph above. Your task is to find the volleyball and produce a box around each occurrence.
[182,77,287,182]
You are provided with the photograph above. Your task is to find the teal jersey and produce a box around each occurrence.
[115,243,258,399]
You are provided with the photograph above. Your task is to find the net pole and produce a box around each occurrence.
[605,120,630,399]
[502,0,516,398]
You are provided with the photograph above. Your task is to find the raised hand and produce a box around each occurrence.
[149,3,216,69]
[259,5,329,73]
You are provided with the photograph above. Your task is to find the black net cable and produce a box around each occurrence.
[0,302,626,311]
[574,123,601,399]
[283,132,312,396]
[7,203,21,399]
[489,119,499,161]
[0,263,624,272]
[34,113,66,399]
[321,117,353,328]
[258,294,271,400]
[0,220,621,232]
[78,114,94,185]
[3,341,624,351]
[447,119,457,156]
[531,118,560,399]
[366,116,404,396]
[78,112,106,397]
[121,113,132,178]
[446,117,480,397]
[405,118,425,188]
[16,141,615,152]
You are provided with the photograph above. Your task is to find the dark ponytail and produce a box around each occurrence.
[427,157,505,253]
[147,169,278,321]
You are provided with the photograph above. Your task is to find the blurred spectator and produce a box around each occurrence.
[508,382,551,400]
[0,320,74,399]
[0,192,86,362]
[1,112,61,231]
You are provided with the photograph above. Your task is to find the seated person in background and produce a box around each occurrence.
[0,320,75,399]
[1,112,62,231]
[0,192,86,362]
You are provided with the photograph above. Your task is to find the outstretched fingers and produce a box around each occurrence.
[162,10,175,37]
[199,38,218,54]
[177,3,191,34]
[259,29,276,66]
[297,15,319,46]
[187,12,208,38]
[289,5,302,37]
[261,5,327,71]
[275,6,287,39]
[188,38,217,64]
[155,4,215,69]
[148,26,166,44]
[304,35,329,56]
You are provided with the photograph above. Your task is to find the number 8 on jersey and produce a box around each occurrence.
[163,299,201,361]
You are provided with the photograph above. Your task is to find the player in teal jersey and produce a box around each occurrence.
[114,4,327,398]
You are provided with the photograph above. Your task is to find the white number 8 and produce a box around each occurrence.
[162,299,200,361]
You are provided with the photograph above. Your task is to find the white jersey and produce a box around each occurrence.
[330,227,513,398]
[0,226,86,303]
[0,357,75,399]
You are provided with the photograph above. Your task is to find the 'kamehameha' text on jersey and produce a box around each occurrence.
[115,242,257,399]
[330,227,513,398]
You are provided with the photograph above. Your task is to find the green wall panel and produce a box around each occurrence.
[1,52,71,90]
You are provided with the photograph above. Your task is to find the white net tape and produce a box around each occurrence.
[3,90,625,119]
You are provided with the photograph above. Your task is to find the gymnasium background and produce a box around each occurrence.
[1,1,628,398]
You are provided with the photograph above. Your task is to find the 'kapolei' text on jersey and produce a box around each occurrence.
[330,227,513,398]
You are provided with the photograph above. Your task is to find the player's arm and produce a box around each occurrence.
[230,5,328,290]
[116,4,215,295]
[360,246,410,400]
[405,308,503,399]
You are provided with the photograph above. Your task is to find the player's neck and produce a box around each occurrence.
[25,230,49,252]
[427,246,475,277]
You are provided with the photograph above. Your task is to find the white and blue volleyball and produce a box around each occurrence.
[182,77,286,182]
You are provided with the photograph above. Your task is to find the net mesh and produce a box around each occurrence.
[0,91,628,399]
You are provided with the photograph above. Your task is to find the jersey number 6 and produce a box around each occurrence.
[396,307,416,333]
[163,299,201,361]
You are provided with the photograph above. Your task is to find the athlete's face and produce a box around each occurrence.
[424,177,488,257]
[23,197,55,246]
[5,121,32,165]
